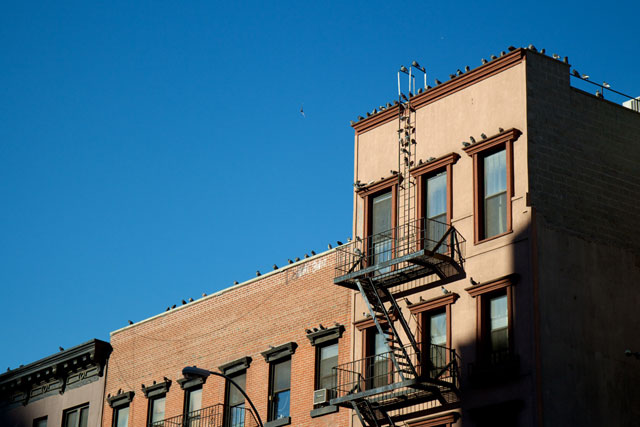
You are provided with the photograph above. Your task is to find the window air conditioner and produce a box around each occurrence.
[313,388,330,405]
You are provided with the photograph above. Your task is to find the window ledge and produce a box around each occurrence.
[310,405,339,418]
[264,416,291,427]
[475,229,513,245]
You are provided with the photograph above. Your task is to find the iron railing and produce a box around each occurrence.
[334,218,465,288]
[150,404,259,427]
[331,342,459,401]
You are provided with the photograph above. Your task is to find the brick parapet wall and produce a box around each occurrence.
[102,251,352,427]
[526,52,640,251]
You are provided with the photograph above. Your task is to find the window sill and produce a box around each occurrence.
[310,405,339,418]
[264,416,291,427]
[475,229,513,245]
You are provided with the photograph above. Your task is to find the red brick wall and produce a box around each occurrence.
[102,251,352,427]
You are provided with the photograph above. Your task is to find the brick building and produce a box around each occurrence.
[102,252,353,427]
[331,46,640,427]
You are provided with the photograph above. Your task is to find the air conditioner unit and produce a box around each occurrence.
[313,388,330,405]
[623,97,640,113]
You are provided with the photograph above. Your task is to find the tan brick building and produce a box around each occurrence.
[332,46,640,427]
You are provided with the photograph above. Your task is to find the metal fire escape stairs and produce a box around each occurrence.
[333,65,464,426]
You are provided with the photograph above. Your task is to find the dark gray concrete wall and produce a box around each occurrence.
[526,51,640,426]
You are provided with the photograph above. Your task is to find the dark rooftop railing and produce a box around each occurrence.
[150,404,259,427]
[334,218,465,289]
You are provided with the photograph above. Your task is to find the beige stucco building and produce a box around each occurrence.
[331,47,640,426]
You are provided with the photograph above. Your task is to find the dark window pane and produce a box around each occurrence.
[274,390,290,419]
[65,410,78,427]
[274,359,291,392]
[490,294,509,353]
[228,372,246,407]
[79,407,89,427]
[372,192,393,269]
[426,171,447,220]
[318,343,339,390]
[483,150,507,238]
[150,396,166,424]
[34,418,47,427]
[187,388,202,413]
[229,404,245,427]
[429,312,447,370]
[115,406,129,427]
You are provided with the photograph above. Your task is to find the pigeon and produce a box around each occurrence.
[300,105,305,118]
[256,271,261,277]
[481,58,488,65]
[234,281,239,285]
[311,250,316,255]
[182,299,187,305]
[288,259,293,264]
[470,136,476,143]
[295,257,300,262]
[171,304,176,309]
[481,133,487,139]
[202,293,207,297]
[59,346,64,351]
[464,65,470,72]
[462,141,470,147]
[499,127,504,132]
[441,286,450,294]
[188,297,194,302]
[328,243,332,249]
[435,79,442,85]
[337,240,343,246]
[470,277,479,286]
[273,264,278,270]
[128,320,133,325]
[166,307,170,311]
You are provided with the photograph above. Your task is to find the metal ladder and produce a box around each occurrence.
[351,399,396,427]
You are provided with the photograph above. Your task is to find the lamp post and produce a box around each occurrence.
[182,366,264,427]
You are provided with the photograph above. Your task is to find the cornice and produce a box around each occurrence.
[353,48,526,135]
[462,128,522,156]
[465,274,519,297]
[410,153,460,177]
[408,293,459,314]
[356,174,400,197]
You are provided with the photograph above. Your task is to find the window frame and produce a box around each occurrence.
[462,128,521,244]
[143,380,171,427]
[112,405,129,427]
[408,293,459,375]
[268,357,291,422]
[33,416,48,427]
[261,342,296,426]
[465,275,517,364]
[183,385,203,424]
[224,370,247,427]
[107,391,134,427]
[314,341,339,392]
[354,317,395,390]
[358,177,398,267]
[147,395,166,426]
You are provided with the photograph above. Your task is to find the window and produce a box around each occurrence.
[465,275,517,366]
[33,417,47,427]
[63,404,89,427]
[113,406,129,427]
[260,342,296,426]
[185,387,202,426]
[225,371,246,427]
[371,191,393,270]
[463,128,521,243]
[316,342,339,391]
[408,292,458,377]
[148,396,166,426]
[143,379,171,427]
[411,153,459,252]
[358,177,397,269]
[269,358,291,421]
[369,329,391,388]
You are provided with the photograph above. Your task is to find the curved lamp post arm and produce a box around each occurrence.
[182,366,264,427]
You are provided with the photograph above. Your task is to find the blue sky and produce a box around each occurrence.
[1,0,638,370]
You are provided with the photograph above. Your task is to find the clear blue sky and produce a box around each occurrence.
[1,0,638,370]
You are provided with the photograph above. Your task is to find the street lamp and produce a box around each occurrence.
[182,366,264,427]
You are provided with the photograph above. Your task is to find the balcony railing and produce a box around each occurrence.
[334,218,465,290]
[150,404,259,427]
[330,342,460,410]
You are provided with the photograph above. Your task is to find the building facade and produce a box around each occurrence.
[101,251,353,427]
[331,47,640,426]
[0,339,112,427]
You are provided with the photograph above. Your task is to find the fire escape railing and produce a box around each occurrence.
[331,342,460,403]
[334,218,465,289]
[150,404,259,427]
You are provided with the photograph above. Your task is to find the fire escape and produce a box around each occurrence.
[331,64,466,426]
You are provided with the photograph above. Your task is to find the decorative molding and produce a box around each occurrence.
[310,404,339,418]
[356,174,399,197]
[218,356,252,376]
[306,324,345,346]
[354,311,398,331]
[352,49,526,134]
[410,153,460,177]
[408,293,459,314]
[462,128,522,156]
[465,274,519,297]
[264,416,291,427]
[261,342,297,363]
[107,391,134,408]
[142,380,171,398]
[177,376,205,390]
